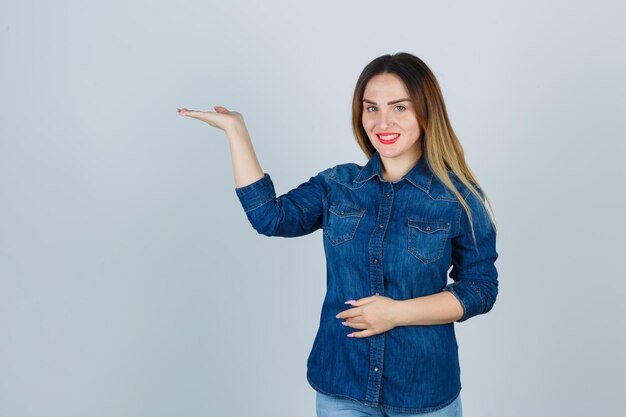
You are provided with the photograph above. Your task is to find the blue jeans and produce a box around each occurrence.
[316,392,462,417]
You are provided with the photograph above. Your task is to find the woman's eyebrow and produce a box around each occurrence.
[363,98,410,105]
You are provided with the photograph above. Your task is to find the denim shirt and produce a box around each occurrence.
[234,151,499,413]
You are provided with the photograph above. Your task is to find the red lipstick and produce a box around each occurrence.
[376,132,400,145]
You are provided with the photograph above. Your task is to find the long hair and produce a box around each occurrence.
[351,52,497,243]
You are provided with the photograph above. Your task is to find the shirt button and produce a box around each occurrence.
[385,192,391,198]
[374,367,379,372]
[374,292,379,296]
[378,224,384,229]
[373,258,379,264]
[426,226,432,231]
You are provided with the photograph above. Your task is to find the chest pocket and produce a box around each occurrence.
[324,201,365,246]
[408,219,451,264]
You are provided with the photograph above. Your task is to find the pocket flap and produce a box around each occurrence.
[408,219,451,234]
[329,202,365,218]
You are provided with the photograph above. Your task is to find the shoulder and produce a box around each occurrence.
[314,162,364,189]
[443,170,493,229]
[449,170,481,198]
[428,168,481,203]
[311,162,358,179]
[330,161,363,178]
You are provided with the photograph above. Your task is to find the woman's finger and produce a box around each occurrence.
[178,106,242,131]
[178,108,218,126]
[342,320,366,329]
[336,306,362,320]
[178,108,205,119]
[348,329,374,338]
[178,107,231,119]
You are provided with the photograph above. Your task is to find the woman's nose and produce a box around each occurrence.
[377,110,394,129]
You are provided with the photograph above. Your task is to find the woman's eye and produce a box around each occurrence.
[365,105,405,112]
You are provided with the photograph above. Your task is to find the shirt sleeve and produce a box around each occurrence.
[234,168,330,237]
[443,186,499,322]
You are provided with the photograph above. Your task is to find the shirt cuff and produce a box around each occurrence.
[235,173,276,213]
[443,281,484,322]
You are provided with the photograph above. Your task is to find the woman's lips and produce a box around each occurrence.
[376,133,400,144]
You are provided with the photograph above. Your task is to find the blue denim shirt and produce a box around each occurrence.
[235,151,499,413]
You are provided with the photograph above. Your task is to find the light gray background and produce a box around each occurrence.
[1,1,624,416]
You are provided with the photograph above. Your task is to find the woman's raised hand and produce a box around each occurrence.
[178,104,264,187]
[177,106,244,132]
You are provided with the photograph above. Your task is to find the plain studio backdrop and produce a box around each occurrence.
[1,1,624,416]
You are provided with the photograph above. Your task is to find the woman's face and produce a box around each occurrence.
[361,73,422,165]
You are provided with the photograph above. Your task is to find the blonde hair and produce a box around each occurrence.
[351,52,497,244]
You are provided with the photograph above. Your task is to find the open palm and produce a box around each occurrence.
[178,105,244,132]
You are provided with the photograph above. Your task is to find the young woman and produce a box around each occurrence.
[178,52,499,417]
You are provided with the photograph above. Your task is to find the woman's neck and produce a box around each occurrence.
[380,148,423,183]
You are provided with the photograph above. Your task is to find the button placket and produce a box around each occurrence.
[364,182,394,404]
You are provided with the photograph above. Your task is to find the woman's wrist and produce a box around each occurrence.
[224,117,248,138]
[393,299,414,327]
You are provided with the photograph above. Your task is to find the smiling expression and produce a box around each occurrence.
[361,73,422,165]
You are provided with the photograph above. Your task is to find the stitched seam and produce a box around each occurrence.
[243,195,275,213]
[454,197,463,237]
[407,219,450,264]
[330,174,368,190]
[235,174,270,195]
[380,390,461,413]
[470,280,486,312]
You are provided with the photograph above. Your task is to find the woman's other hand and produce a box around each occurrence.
[335,295,402,338]
[178,106,244,132]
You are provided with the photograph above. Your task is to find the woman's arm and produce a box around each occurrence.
[395,291,464,325]
[179,106,328,238]
[442,187,499,322]
[224,121,265,188]
[336,292,463,338]
[398,187,499,327]
[178,106,263,188]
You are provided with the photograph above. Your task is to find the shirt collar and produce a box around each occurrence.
[353,151,433,193]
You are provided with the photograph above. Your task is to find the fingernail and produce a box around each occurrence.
[341,322,348,326]
[335,314,340,318]
[347,334,354,338]
[345,300,356,304]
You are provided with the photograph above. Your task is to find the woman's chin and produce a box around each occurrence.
[377,148,401,159]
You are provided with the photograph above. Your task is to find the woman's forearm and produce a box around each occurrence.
[395,291,464,326]
[225,122,264,188]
